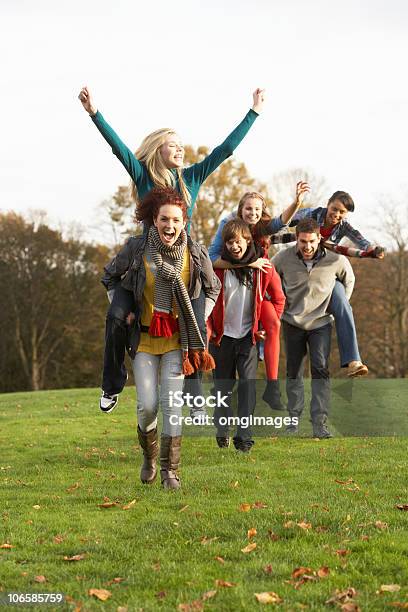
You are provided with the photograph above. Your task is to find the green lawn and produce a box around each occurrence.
[0,386,407,611]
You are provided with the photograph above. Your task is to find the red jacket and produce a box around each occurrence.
[209,265,286,346]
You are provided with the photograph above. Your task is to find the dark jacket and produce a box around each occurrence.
[102,234,221,307]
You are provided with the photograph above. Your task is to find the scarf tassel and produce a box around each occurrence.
[187,349,216,373]
[148,311,178,338]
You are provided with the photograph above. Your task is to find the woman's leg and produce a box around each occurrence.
[102,284,137,399]
[132,352,160,484]
[159,349,185,490]
[260,300,284,410]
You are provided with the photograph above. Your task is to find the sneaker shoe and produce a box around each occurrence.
[233,437,255,453]
[100,391,119,413]
[347,361,368,378]
[312,424,333,439]
[285,423,299,435]
[216,436,230,448]
[262,380,285,411]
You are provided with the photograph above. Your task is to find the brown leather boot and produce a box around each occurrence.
[137,426,158,484]
[160,435,182,490]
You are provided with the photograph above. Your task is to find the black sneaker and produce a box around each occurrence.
[216,436,230,448]
[100,391,119,413]
[285,424,299,435]
[233,437,255,453]
[312,424,333,439]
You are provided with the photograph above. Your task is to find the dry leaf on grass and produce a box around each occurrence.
[325,587,357,605]
[34,575,47,583]
[374,520,388,530]
[335,549,350,557]
[297,521,312,530]
[98,501,119,509]
[317,566,330,578]
[201,590,217,601]
[284,521,296,528]
[292,567,313,579]
[0,543,13,549]
[66,482,80,493]
[155,591,167,599]
[247,528,257,539]
[252,501,268,509]
[239,503,252,512]
[340,604,360,612]
[241,542,257,553]
[117,607,128,612]
[215,579,236,587]
[106,577,125,586]
[377,584,401,593]
[53,535,64,544]
[179,505,189,512]
[88,588,111,601]
[263,564,273,574]
[63,554,86,562]
[200,536,219,545]
[268,530,280,541]
[122,499,137,510]
[214,556,225,564]
[396,504,408,511]
[32,505,41,510]
[254,592,283,604]
[178,601,203,611]
[388,603,408,609]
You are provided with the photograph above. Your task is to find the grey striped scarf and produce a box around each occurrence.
[147,226,205,355]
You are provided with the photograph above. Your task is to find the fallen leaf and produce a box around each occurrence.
[34,575,47,583]
[178,602,203,611]
[263,564,273,574]
[215,579,236,587]
[201,590,217,601]
[335,549,350,557]
[179,505,189,512]
[254,592,283,604]
[378,584,401,593]
[297,521,312,530]
[374,520,388,530]
[122,499,137,510]
[396,504,408,511]
[284,521,296,528]
[325,587,357,605]
[200,536,219,545]
[340,604,360,612]
[247,528,257,539]
[317,566,330,578]
[239,503,251,512]
[268,530,280,541]
[88,588,111,601]
[32,505,41,510]
[231,481,239,488]
[117,608,128,612]
[155,591,167,599]
[0,543,13,549]
[292,567,313,579]
[98,501,119,508]
[360,535,369,541]
[53,535,64,544]
[241,542,257,553]
[66,482,80,493]
[106,577,125,586]
[63,554,86,562]
[214,556,225,564]
[388,603,408,609]
[152,562,161,571]
[252,501,268,509]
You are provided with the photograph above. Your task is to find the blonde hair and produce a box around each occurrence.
[130,128,191,207]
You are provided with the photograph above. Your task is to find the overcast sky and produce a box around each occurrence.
[1,0,407,244]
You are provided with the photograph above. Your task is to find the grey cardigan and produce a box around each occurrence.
[272,246,355,330]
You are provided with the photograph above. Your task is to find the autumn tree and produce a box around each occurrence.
[0,213,108,392]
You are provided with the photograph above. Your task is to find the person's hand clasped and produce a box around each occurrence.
[252,88,266,114]
[249,257,272,272]
[78,86,97,116]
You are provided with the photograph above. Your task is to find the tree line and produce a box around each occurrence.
[1,150,407,392]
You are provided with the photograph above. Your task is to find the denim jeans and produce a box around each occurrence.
[101,282,206,396]
[328,280,361,367]
[210,333,258,441]
[284,321,332,425]
[132,350,185,436]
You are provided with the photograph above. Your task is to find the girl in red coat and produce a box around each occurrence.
[209,218,285,451]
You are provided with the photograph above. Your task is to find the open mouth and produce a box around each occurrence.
[162,229,176,242]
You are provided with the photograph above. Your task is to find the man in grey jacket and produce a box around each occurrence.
[272,217,355,438]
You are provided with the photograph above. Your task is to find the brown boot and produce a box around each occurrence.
[160,435,182,490]
[137,426,158,484]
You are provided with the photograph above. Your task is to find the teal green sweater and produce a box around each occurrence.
[91,109,258,228]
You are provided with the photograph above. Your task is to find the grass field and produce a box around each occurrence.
[1,386,407,611]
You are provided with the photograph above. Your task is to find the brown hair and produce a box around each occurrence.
[222,218,253,245]
[237,191,272,245]
[295,217,321,236]
[136,187,187,226]
[327,190,355,212]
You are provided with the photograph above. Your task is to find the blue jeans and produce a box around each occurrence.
[328,280,361,367]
